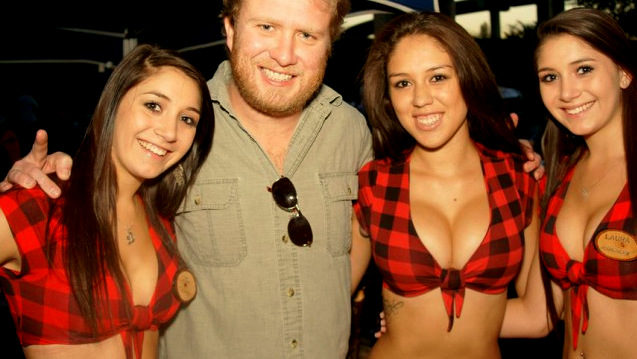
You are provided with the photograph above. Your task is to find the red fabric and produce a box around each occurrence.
[540,166,637,350]
[355,142,535,330]
[0,187,182,358]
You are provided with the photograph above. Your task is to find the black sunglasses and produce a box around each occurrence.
[268,177,313,247]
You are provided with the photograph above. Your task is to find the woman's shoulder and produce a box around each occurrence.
[361,153,409,172]
[475,141,528,174]
[0,186,59,218]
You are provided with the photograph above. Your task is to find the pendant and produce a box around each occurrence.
[173,269,197,303]
[126,227,135,245]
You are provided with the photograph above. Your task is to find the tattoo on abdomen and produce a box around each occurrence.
[383,297,404,320]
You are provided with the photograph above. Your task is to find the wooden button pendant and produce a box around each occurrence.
[173,269,197,303]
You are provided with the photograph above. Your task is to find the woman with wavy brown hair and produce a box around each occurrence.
[350,12,547,358]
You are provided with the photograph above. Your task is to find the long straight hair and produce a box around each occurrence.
[536,7,636,328]
[538,7,636,220]
[362,12,523,161]
[58,44,214,331]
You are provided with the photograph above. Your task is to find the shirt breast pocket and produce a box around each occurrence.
[175,178,247,267]
[319,173,358,257]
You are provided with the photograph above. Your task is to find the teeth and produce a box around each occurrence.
[565,102,594,115]
[416,113,441,126]
[138,140,167,156]
[263,68,292,82]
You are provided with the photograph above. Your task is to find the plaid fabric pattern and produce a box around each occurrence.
[0,187,182,359]
[355,142,535,331]
[540,166,637,350]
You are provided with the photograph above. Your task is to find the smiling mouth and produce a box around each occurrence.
[415,113,442,127]
[564,101,594,115]
[262,67,294,82]
[138,139,167,156]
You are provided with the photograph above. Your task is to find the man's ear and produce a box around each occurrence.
[224,17,235,52]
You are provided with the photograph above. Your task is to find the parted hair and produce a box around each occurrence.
[537,8,636,218]
[362,11,522,161]
[59,44,214,331]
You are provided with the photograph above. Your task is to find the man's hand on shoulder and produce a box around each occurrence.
[0,130,73,198]
[511,113,544,181]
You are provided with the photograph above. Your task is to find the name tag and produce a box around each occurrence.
[594,229,637,261]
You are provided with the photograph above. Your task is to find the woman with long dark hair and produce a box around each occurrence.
[0,44,214,358]
[536,8,637,358]
[350,12,547,358]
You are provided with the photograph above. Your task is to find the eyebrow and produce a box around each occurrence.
[248,16,326,37]
[537,57,596,73]
[388,64,453,78]
[144,91,201,114]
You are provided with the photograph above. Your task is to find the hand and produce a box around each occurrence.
[0,130,73,198]
[510,113,544,181]
[520,139,544,181]
[374,311,386,339]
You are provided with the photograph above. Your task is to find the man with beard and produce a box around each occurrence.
[2,0,373,357]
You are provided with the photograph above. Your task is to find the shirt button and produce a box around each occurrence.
[194,197,201,205]
[347,186,352,195]
[287,288,295,297]
[282,235,288,243]
[290,339,298,349]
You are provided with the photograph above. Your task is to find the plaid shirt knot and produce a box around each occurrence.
[440,268,465,331]
[566,261,583,284]
[131,306,153,330]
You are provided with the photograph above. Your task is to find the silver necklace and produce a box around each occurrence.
[579,160,623,199]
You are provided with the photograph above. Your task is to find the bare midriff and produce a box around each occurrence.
[370,288,507,359]
[561,288,637,359]
[22,329,158,359]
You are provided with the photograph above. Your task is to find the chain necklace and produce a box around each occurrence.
[579,159,623,199]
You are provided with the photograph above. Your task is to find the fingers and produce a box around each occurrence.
[374,311,387,338]
[0,129,70,198]
[29,129,50,164]
[45,153,73,181]
[510,113,519,128]
[519,139,533,154]
[0,180,14,192]
[4,160,61,198]
[3,159,62,198]
[521,150,545,180]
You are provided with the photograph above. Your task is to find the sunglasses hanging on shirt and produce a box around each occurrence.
[268,176,313,247]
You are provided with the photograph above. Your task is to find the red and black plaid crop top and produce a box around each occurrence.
[0,187,183,359]
[540,166,637,350]
[355,142,535,330]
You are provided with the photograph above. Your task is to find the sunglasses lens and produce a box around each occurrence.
[288,215,313,247]
[272,177,297,209]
